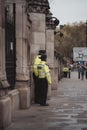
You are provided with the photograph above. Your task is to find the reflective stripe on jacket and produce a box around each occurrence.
[63,67,69,72]
[37,61,52,84]
[33,55,41,76]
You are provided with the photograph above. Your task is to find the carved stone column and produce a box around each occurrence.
[46,12,58,90]
[0,0,9,96]
[27,0,50,102]
[27,0,49,58]
[0,0,11,129]
[15,2,31,109]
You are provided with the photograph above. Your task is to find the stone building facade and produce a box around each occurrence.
[0,0,61,129]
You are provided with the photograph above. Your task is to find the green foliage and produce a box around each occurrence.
[55,22,86,59]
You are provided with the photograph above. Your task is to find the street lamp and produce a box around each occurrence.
[46,15,60,30]
[51,17,60,26]
[46,16,60,26]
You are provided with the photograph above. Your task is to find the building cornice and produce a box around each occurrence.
[26,0,50,14]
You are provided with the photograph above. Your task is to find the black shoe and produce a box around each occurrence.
[40,103,49,106]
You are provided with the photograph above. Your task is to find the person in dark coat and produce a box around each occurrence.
[37,54,52,106]
[80,64,85,80]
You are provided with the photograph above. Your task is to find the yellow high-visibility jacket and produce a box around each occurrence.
[33,55,41,76]
[37,61,52,84]
[85,66,87,70]
[63,67,69,72]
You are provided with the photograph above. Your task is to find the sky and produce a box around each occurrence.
[49,0,87,25]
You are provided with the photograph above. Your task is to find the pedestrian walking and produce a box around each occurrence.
[85,63,87,79]
[68,67,71,78]
[37,54,52,106]
[32,50,46,104]
[78,64,81,79]
[80,65,85,80]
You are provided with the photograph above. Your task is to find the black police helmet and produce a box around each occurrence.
[41,54,47,61]
[38,50,46,55]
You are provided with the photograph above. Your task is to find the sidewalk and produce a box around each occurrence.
[5,71,87,130]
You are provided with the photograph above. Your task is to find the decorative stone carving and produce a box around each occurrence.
[0,80,9,97]
[0,80,9,88]
[26,0,50,14]
[46,11,56,30]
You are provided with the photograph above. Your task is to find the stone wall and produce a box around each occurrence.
[0,0,12,128]
[30,13,46,60]
[29,13,46,102]
[0,0,60,128]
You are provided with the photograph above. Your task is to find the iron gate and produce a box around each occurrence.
[5,3,16,89]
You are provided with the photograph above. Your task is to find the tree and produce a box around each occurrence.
[54,22,86,60]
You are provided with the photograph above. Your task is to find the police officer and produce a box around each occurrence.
[63,65,69,78]
[37,54,52,106]
[85,63,87,79]
[33,50,46,104]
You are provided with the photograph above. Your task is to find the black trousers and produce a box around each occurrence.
[78,71,80,79]
[33,73,40,103]
[85,71,87,79]
[68,71,70,78]
[81,72,84,80]
[38,78,48,105]
[63,72,67,77]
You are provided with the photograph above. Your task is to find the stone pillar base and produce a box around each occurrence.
[51,68,59,90]
[15,80,31,109]
[47,85,51,100]
[0,96,11,129]
[8,89,19,115]
[18,87,30,109]
[15,75,31,109]
[51,79,58,90]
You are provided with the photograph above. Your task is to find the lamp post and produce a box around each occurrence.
[46,16,60,29]
[47,17,60,26]
[52,17,60,26]
[86,20,87,47]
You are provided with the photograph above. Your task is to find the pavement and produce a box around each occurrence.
[5,71,87,130]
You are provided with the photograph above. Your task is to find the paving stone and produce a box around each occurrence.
[5,71,87,130]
